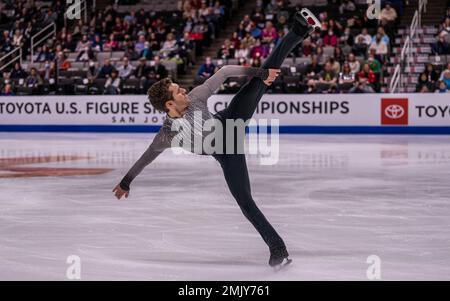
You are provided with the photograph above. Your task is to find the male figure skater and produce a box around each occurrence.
[113,10,316,267]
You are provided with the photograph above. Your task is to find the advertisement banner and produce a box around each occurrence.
[1,94,449,133]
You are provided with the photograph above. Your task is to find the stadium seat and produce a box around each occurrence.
[283,75,301,93]
[122,78,141,94]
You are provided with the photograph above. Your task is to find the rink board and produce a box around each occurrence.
[0,94,449,134]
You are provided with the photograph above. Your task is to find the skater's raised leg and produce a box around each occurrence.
[215,12,314,121]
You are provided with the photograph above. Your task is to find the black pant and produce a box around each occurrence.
[212,31,304,252]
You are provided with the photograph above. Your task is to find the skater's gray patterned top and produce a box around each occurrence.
[120,65,269,191]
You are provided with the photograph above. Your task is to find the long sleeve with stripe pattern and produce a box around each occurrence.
[188,65,269,102]
[119,130,170,191]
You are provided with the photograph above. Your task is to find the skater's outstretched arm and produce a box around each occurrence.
[188,65,272,101]
[115,130,170,196]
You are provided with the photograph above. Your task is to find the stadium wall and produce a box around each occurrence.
[1,94,450,134]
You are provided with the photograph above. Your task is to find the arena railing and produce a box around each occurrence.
[389,0,428,93]
[30,23,57,64]
[64,0,88,27]
[0,47,22,73]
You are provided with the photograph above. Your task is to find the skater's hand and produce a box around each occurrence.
[264,69,281,86]
[113,184,129,200]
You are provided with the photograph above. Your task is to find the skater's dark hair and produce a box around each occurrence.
[147,78,173,113]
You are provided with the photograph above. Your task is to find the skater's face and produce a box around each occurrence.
[166,83,189,115]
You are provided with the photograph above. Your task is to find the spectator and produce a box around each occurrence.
[339,0,356,14]
[42,60,57,83]
[416,72,434,92]
[369,33,388,56]
[327,19,343,37]
[340,27,354,47]
[334,47,345,65]
[357,63,376,88]
[56,51,71,71]
[12,29,23,47]
[104,70,121,95]
[0,71,14,92]
[439,62,450,81]
[98,58,115,78]
[25,67,43,94]
[352,36,368,56]
[134,35,146,53]
[354,28,372,46]
[235,43,249,59]
[76,35,90,54]
[78,44,95,62]
[249,21,262,39]
[160,32,178,58]
[178,32,196,66]
[241,32,256,51]
[349,80,375,93]
[196,56,216,84]
[306,55,322,81]
[35,45,54,62]
[419,85,431,93]
[148,55,168,85]
[365,52,381,75]
[217,39,235,59]
[117,57,134,79]
[323,29,338,47]
[103,33,120,52]
[373,26,390,45]
[301,38,315,57]
[250,39,269,59]
[250,54,262,68]
[91,35,103,52]
[10,62,27,80]
[318,62,337,85]
[435,81,449,93]
[348,53,361,73]
[148,32,160,51]
[380,3,398,24]
[1,34,13,54]
[0,83,14,96]
[339,62,356,86]
[262,21,278,45]
[442,70,450,89]
[134,57,150,80]
[439,17,450,36]
[140,41,153,60]
[431,33,450,55]
[425,63,440,85]
[379,2,398,41]
[86,60,99,83]
[62,33,77,53]
[328,57,341,75]
[230,32,241,49]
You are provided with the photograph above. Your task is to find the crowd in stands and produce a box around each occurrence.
[418,2,450,93]
[0,0,231,95]
[197,0,404,94]
[2,0,449,95]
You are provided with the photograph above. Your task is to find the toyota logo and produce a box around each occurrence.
[385,104,405,119]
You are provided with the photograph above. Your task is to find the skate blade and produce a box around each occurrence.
[299,8,321,31]
[273,258,293,272]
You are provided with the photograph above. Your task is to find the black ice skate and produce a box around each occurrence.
[291,8,321,38]
[269,247,292,269]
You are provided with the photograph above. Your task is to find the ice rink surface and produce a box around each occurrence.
[0,132,449,280]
